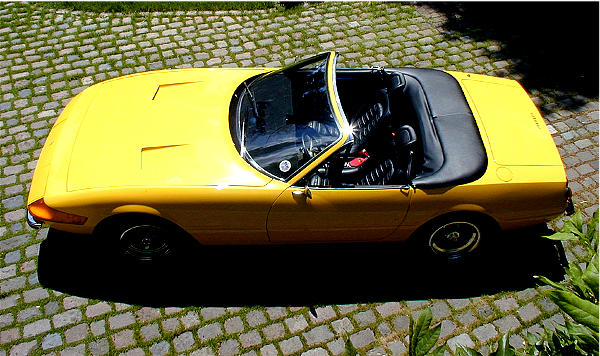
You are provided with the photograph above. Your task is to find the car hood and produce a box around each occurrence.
[457,73,563,166]
[67,68,273,191]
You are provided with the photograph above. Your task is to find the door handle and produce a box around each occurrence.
[292,186,312,199]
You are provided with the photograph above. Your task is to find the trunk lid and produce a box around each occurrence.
[460,76,562,166]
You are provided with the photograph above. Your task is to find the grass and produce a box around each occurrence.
[37,1,279,13]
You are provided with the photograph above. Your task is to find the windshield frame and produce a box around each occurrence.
[234,51,350,184]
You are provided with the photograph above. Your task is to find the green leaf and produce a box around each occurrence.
[563,210,584,236]
[586,210,599,246]
[565,321,599,353]
[535,275,569,293]
[583,251,599,298]
[493,333,515,356]
[409,311,416,355]
[548,289,599,332]
[566,263,595,301]
[415,324,441,356]
[544,231,578,241]
[431,345,446,356]
[457,346,482,356]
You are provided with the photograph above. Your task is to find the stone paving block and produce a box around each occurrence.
[64,323,88,344]
[161,316,181,332]
[42,332,63,350]
[518,303,542,323]
[86,302,112,318]
[135,307,160,322]
[53,309,82,328]
[303,324,334,346]
[494,314,521,334]
[263,322,285,341]
[285,314,309,334]
[375,302,401,318]
[0,327,19,344]
[63,296,87,310]
[473,323,498,343]
[112,328,135,349]
[150,340,171,356]
[17,306,41,322]
[240,329,262,348]
[350,328,376,349]
[494,297,520,312]
[308,306,337,324]
[354,310,376,327]
[266,307,288,320]
[90,320,106,336]
[331,317,354,335]
[191,347,216,356]
[260,344,278,356]
[279,335,303,355]
[10,340,37,355]
[174,331,196,352]
[109,312,136,329]
[219,339,240,356]
[181,310,201,328]
[301,347,329,356]
[476,303,495,320]
[392,315,409,332]
[246,309,267,327]
[448,333,475,352]
[197,322,223,342]
[201,307,226,320]
[224,315,245,334]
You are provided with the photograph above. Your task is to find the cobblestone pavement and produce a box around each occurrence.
[0,2,598,356]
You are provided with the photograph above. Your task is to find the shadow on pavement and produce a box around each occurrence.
[38,225,566,308]
[425,2,599,113]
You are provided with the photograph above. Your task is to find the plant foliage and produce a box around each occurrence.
[409,308,445,356]
[527,210,599,355]
[457,333,517,356]
[456,210,599,356]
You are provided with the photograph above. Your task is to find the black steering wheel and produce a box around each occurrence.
[301,132,319,158]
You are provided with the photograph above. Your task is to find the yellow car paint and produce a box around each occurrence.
[27,53,569,248]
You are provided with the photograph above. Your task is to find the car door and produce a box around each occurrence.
[267,184,412,242]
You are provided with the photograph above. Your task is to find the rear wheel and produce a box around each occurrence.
[420,215,492,261]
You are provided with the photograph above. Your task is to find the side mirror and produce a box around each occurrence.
[292,186,312,199]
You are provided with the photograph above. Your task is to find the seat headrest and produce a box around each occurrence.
[398,125,417,146]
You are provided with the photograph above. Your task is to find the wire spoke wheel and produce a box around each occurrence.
[119,224,173,262]
[428,220,481,260]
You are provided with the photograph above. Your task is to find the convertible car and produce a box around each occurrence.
[27,51,573,261]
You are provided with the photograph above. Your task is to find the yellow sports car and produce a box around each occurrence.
[27,52,573,261]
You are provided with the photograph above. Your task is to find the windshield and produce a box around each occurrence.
[236,54,342,180]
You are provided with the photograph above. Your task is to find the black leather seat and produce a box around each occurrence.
[348,89,391,153]
[356,159,396,186]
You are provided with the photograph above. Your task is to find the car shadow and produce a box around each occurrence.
[424,2,599,113]
[37,224,566,308]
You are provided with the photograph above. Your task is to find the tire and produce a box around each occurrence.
[422,215,490,260]
[104,216,189,263]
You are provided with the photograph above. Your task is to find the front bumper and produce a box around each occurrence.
[27,210,43,229]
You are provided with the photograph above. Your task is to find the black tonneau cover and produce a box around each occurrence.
[392,68,487,189]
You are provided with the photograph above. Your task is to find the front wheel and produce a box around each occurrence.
[102,217,192,263]
[119,224,175,262]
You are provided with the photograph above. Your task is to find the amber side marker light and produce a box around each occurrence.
[28,198,87,225]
